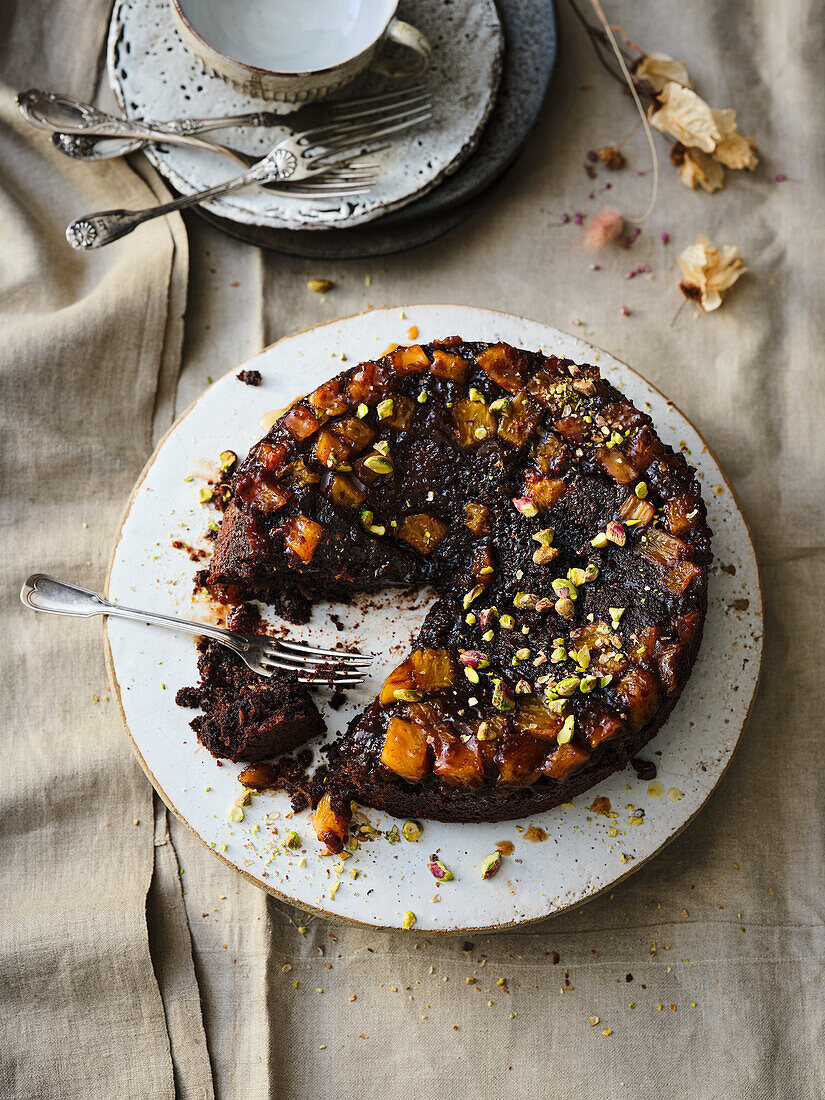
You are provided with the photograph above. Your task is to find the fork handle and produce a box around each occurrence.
[65,163,268,249]
[20,574,251,654]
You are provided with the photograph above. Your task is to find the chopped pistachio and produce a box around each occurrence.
[428,857,454,881]
[402,910,417,930]
[463,584,485,609]
[513,497,538,518]
[609,607,626,624]
[284,830,301,849]
[417,390,428,404]
[499,614,515,630]
[481,851,503,879]
[356,402,369,419]
[199,487,214,504]
[363,454,393,475]
[468,387,485,403]
[635,481,648,499]
[482,629,495,642]
[605,521,626,546]
[555,597,575,619]
[402,820,423,842]
[219,449,237,470]
[489,397,509,413]
[515,647,531,661]
[465,613,477,625]
[532,527,554,545]
[583,563,600,582]
[227,805,244,822]
[491,680,514,712]
[307,278,333,293]
[394,688,423,702]
[552,577,578,601]
[554,676,581,697]
[374,439,390,456]
[464,666,480,684]
[377,398,394,420]
[567,567,587,587]
[591,532,609,548]
[386,825,400,844]
[359,508,374,528]
[556,714,575,744]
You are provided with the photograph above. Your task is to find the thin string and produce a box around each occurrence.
[588,0,659,223]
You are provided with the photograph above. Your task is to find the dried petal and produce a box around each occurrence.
[671,143,725,193]
[711,109,758,170]
[584,207,624,251]
[633,53,692,94]
[678,235,747,312]
[649,83,719,152]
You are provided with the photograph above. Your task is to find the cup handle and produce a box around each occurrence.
[371,18,432,78]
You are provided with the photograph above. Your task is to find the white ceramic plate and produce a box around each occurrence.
[106,305,763,932]
[107,0,503,230]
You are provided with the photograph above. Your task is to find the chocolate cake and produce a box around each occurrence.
[176,639,324,762]
[189,338,711,852]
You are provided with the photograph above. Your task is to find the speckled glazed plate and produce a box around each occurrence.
[105,306,763,932]
[107,0,502,230]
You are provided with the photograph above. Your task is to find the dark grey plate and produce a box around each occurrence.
[191,0,557,258]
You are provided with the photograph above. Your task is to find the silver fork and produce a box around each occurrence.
[20,575,371,686]
[17,86,429,164]
[65,93,431,249]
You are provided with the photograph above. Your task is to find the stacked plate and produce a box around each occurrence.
[108,0,557,257]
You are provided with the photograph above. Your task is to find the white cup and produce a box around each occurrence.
[171,0,432,102]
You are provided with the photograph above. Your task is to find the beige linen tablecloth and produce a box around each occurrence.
[2,1,823,1096]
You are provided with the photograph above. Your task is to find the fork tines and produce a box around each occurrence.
[259,637,372,686]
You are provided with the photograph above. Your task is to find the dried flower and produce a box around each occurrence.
[649,83,720,152]
[678,235,747,311]
[584,207,624,250]
[597,145,627,170]
[670,143,725,193]
[711,109,758,170]
[633,53,692,93]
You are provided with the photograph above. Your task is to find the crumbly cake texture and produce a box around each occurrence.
[190,338,711,852]
[176,639,324,762]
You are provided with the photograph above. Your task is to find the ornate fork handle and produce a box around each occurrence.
[66,161,270,249]
[149,111,286,136]
[21,574,252,656]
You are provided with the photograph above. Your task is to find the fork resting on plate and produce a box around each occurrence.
[20,574,370,685]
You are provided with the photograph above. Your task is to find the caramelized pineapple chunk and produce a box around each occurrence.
[255,441,288,472]
[655,641,684,693]
[632,625,660,661]
[282,458,320,488]
[514,696,565,741]
[543,741,591,779]
[379,648,456,704]
[246,479,290,514]
[385,395,416,431]
[619,494,655,527]
[581,707,625,749]
[601,401,645,432]
[324,473,366,509]
[476,343,524,393]
[397,513,449,556]
[313,429,352,469]
[554,415,589,444]
[661,561,701,594]
[638,528,688,568]
[380,717,430,780]
[430,349,471,382]
[470,545,494,584]
[388,344,430,375]
[346,361,381,404]
[523,470,567,511]
[570,620,613,651]
[283,404,321,440]
[614,668,660,730]
[496,732,544,787]
[464,502,490,534]
[331,415,375,451]
[312,792,349,854]
[594,446,638,484]
[532,431,570,475]
[308,379,349,421]
[284,514,325,564]
[624,425,661,471]
[497,390,542,447]
[663,494,700,536]
[452,398,496,448]
[431,731,484,787]
[675,610,700,643]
